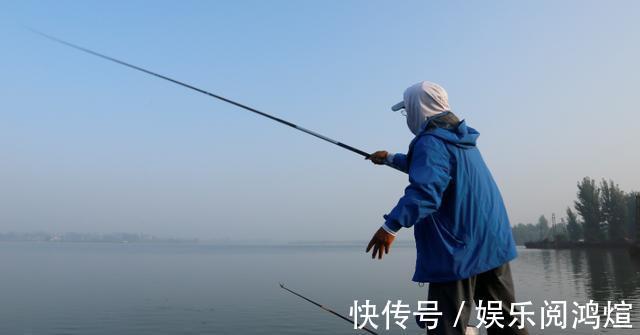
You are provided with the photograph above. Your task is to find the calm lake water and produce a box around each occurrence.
[1,243,639,334]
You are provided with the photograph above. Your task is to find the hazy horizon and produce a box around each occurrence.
[2,1,639,241]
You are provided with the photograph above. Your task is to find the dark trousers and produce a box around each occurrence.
[425,263,529,335]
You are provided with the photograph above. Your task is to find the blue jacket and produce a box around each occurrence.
[384,117,517,283]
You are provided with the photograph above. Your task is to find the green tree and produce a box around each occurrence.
[566,207,582,241]
[575,177,603,241]
[553,217,569,241]
[600,179,627,241]
[512,222,540,245]
[537,215,549,240]
[626,192,639,240]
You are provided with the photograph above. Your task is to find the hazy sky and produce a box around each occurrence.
[1,1,639,241]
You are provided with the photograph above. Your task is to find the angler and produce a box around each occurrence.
[366,82,526,335]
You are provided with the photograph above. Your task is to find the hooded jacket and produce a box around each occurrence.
[383,82,517,283]
[384,115,517,283]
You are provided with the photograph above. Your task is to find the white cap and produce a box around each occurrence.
[391,81,451,135]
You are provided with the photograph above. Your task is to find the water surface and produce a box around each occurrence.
[1,243,639,334]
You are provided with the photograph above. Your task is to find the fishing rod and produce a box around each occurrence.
[279,283,379,335]
[30,29,399,171]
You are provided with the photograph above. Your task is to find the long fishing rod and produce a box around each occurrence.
[30,29,399,171]
[279,283,379,335]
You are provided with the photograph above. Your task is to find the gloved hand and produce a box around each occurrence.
[366,150,388,165]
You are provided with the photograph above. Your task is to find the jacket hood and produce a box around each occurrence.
[420,115,479,149]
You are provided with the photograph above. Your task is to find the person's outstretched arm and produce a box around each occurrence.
[383,136,452,233]
[367,151,409,173]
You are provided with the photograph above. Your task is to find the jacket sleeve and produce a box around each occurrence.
[383,136,452,233]
[386,153,409,173]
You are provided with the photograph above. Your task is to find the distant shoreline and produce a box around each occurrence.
[0,232,417,246]
[0,232,196,244]
[0,238,417,248]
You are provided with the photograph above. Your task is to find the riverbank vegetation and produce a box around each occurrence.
[512,177,638,245]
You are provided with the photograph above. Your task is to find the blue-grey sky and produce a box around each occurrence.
[1,1,639,241]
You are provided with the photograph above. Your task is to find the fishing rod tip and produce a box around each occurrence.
[23,25,42,35]
[23,26,56,42]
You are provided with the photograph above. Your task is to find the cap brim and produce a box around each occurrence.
[391,101,405,112]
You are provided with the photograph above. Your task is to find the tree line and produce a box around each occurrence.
[512,177,639,245]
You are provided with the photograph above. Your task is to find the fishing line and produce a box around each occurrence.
[30,29,400,172]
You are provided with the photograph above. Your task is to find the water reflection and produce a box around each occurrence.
[516,248,640,332]
[578,249,640,302]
